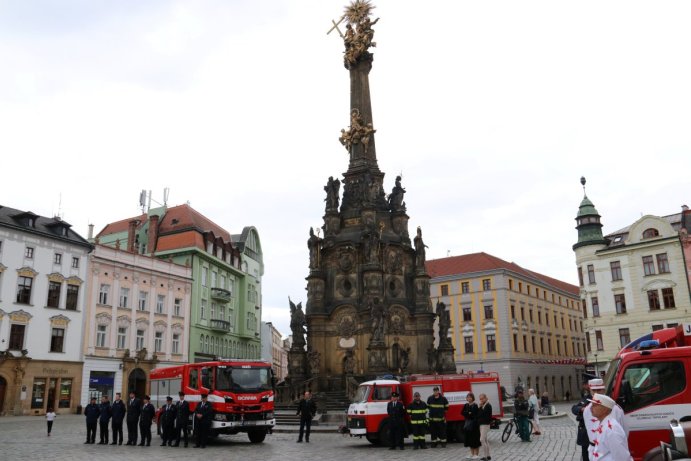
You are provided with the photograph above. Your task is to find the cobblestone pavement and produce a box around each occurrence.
[0,403,582,461]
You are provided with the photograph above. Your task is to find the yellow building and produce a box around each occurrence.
[427,252,584,400]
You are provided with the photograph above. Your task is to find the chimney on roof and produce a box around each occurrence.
[148,214,159,254]
[127,220,138,253]
[682,205,691,231]
[88,224,94,240]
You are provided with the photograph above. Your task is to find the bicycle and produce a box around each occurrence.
[501,414,533,442]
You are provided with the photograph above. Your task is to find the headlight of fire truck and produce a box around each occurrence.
[264,411,274,419]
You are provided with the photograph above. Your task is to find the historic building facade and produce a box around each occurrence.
[95,204,262,366]
[573,185,691,376]
[80,244,192,405]
[0,206,92,415]
[427,252,584,401]
[261,321,288,382]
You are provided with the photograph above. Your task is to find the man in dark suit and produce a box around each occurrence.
[296,391,317,443]
[98,395,112,444]
[139,395,155,446]
[174,391,190,447]
[193,394,212,448]
[126,391,141,446]
[84,397,100,444]
[160,396,177,446]
[387,392,406,450]
[111,392,126,445]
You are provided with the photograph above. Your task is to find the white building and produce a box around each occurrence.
[80,244,192,404]
[573,184,691,375]
[261,321,288,381]
[0,206,92,415]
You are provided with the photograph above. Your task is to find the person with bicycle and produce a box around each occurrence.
[514,389,531,442]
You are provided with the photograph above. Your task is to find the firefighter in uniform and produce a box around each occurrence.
[407,391,428,449]
[427,386,449,447]
[387,392,406,450]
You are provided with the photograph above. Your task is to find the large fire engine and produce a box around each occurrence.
[149,360,275,443]
[347,372,504,446]
[603,324,691,460]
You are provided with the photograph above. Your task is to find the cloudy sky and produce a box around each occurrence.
[2,1,690,338]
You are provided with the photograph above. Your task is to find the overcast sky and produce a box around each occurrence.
[2,1,690,339]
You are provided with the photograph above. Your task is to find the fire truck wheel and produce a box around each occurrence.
[378,421,392,447]
[248,429,267,443]
[365,434,379,445]
[642,446,687,461]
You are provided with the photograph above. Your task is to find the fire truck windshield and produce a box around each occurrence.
[214,366,272,393]
[352,385,371,403]
[603,358,620,395]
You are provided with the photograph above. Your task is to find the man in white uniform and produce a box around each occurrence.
[583,379,628,439]
[588,394,632,461]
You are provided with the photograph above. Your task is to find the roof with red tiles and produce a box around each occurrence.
[96,212,147,237]
[426,252,579,296]
[157,204,231,241]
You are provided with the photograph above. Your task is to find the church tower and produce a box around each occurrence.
[288,1,455,392]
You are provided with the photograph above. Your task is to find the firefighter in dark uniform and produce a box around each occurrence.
[387,392,406,450]
[193,393,212,448]
[160,396,177,446]
[98,395,112,444]
[407,391,428,449]
[126,391,141,446]
[111,393,126,445]
[138,395,155,446]
[427,386,449,447]
[174,391,190,447]
[84,397,100,444]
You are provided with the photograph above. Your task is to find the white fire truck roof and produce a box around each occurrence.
[360,379,400,386]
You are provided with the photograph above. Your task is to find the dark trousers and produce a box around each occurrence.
[47,421,54,434]
[162,424,175,445]
[298,417,312,441]
[175,421,189,446]
[139,423,151,445]
[86,422,97,443]
[112,421,123,444]
[581,443,590,461]
[195,423,209,447]
[390,422,405,448]
[126,419,138,444]
[430,420,447,443]
[517,415,530,441]
[99,421,109,443]
[411,422,426,448]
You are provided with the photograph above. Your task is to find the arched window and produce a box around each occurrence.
[200,335,204,352]
[643,228,659,239]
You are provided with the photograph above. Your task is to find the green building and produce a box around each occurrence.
[96,204,262,362]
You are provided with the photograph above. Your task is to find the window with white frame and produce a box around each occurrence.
[154,331,163,352]
[99,284,110,305]
[71,257,79,268]
[211,272,217,288]
[117,327,127,349]
[136,329,145,350]
[25,247,34,259]
[16,276,33,304]
[50,327,65,352]
[96,325,107,348]
[156,294,165,314]
[211,303,216,319]
[54,253,62,265]
[174,298,182,316]
[119,288,129,308]
[201,267,208,287]
[200,299,207,319]
[172,333,180,354]
[138,291,147,311]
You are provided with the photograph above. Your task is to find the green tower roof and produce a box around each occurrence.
[577,195,599,218]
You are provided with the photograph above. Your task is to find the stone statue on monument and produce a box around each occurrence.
[324,176,341,212]
[414,226,428,271]
[289,297,306,348]
[343,350,356,374]
[308,227,321,270]
[436,301,451,346]
[369,297,386,343]
[387,175,406,212]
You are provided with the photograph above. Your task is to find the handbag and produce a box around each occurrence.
[528,408,535,419]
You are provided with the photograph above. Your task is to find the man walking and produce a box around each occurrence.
[160,396,177,446]
[427,386,449,447]
[110,393,126,445]
[98,395,112,444]
[407,391,428,449]
[84,397,100,444]
[387,392,406,450]
[138,395,155,446]
[193,394,212,448]
[126,391,141,446]
[174,391,190,447]
[296,391,317,443]
[514,389,531,442]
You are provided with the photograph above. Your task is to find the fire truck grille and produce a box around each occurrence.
[348,417,365,429]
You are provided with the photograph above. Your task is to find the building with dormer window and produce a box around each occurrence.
[0,205,92,415]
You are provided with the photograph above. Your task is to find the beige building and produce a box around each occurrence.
[261,321,288,382]
[427,252,584,400]
[80,244,192,404]
[573,190,691,376]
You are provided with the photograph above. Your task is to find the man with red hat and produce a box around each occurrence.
[587,393,631,461]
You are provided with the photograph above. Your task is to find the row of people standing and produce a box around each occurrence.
[83,391,212,448]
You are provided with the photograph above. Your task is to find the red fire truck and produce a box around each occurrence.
[149,360,275,443]
[603,324,691,460]
[347,372,504,446]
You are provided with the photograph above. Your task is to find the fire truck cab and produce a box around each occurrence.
[604,324,691,460]
[150,360,275,443]
[347,372,503,446]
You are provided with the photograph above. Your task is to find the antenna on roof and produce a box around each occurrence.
[139,190,147,213]
[57,193,63,219]
[163,187,170,206]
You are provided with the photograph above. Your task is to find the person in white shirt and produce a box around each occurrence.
[587,394,632,461]
[46,407,56,436]
[583,379,628,440]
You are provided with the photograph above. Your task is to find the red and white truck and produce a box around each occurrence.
[149,360,275,443]
[347,372,504,446]
[603,324,691,460]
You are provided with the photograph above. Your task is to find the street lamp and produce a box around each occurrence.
[594,353,599,376]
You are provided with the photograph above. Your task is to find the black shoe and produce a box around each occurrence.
[119,442,123,445]
[306,440,309,443]
[399,447,404,450]
[84,441,90,444]
[296,439,302,443]
[421,445,427,449]
[413,446,419,450]
[161,443,167,446]
[138,443,144,446]
[201,446,206,449]
[184,444,188,448]
[168,443,173,446]
[389,447,396,450]
[173,443,179,447]
[441,443,446,448]
[431,443,437,448]
[146,443,150,446]
[193,445,200,448]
